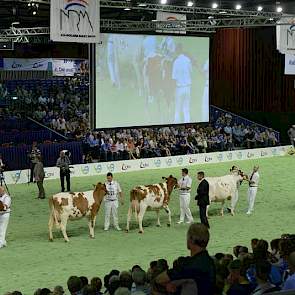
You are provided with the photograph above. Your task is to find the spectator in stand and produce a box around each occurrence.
[67,276,83,295]
[288,125,295,147]
[282,251,295,291]
[245,128,256,149]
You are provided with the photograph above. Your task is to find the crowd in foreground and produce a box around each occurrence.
[5,224,295,295]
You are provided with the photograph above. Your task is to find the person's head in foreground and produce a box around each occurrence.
[67,276,82,295]
[197,171,205,181]
[187,223,210,255]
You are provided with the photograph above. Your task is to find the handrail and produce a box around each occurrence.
[211,105,280,135]
[26,117,69,140]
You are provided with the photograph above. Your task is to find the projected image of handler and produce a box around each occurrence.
[172,43,193,124]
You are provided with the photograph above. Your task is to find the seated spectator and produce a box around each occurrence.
[90,277,103,295]
[53,286,65,295]
[251,260,279,294]
[67,276,83,295]
[155,223,216,295]
[131,269,150,294]
[282,251,295,290]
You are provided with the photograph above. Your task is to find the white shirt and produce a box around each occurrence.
[172,54,192,87]
[0,193,11,214]
[143,36,157,59]
[178,175,192,194]
[104,181,122,201]
[249,171,259,187]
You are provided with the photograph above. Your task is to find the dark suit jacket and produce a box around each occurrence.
[195,179,210,207]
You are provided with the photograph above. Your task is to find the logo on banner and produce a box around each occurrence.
[94,164,103,173]
[176,157,184,166]
[189,157,198,164]
[237,152,243,159]
[12,62,22,69]
[166,158,173,166]
[272,148,278,155]
[81,165,90,175]
[247,152,254,158]
[10,171,21,183]
[140,162,149,169]
[205,156,212,162]
[261,150,268,157]
[45,171,54,178]
[217,153,223,161]
[122,163,131,171]
[226,153,233,160]
[154,159,162,168]
[107,163,115,172]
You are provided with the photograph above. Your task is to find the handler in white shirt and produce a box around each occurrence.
[177,168,194,224]
[172,45,192,124]
[0,186,11,248]
[247,165,260,215]
[104,172,123,231]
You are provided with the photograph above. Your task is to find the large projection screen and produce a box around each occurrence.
[95,34,209,128]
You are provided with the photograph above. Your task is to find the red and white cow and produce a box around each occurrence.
[48,182,107,242]
[126,175,178,233]
[206,171,245,216]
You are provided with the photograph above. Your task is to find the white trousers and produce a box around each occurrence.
[174,86,191,124]
[247,187,258,213]
[231,190,239,211]
[202,82,209,121]
[179,194,194,222]
[104,200,119,230]
[0,213,10,248]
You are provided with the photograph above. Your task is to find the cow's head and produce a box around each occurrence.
[162,175,178,194]
[93,182,107,203]
[237,170,248,182]
[0,201,4,211]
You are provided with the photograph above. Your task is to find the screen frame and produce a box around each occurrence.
[91,32,211,131]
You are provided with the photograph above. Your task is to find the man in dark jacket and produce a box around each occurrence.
[33,155,45,199]
[195,171,210,228]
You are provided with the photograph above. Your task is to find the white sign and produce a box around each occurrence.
[3,58,51,71]
[156,11,187,34]
[50,0,100,43]
[52,59,88,76]
[277,17,295,55]
[284,54,295,75]
[3,146,290,185]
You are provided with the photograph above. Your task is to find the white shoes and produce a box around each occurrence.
[116,227,122,231]
[186,220,194,224]
[246,211,251,215]
[176,221,184,224]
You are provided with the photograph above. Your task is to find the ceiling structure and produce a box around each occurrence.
[0,0,294,42]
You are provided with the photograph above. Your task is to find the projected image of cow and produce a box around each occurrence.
[96,34,209,128]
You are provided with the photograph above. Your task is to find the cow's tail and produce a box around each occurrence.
[130,190,140,221]
[48,196,60,228]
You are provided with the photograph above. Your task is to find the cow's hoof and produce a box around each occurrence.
[139,230,144,234]
[65,240,70,243]
[167,223,171,227]
[49,238,53,242]
[156,224,161,227]
[90,236,95,239]
[125,229,129,233]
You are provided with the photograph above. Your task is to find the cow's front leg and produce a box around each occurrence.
[138,204,147,234]
[164,205,171,227]
[60,215,70,242]
[126,206,132,232]
[88,216,96,238]
[156,210,161,227]
[220,201,225,217]
[206,205,209,218]
[48,213,54,242]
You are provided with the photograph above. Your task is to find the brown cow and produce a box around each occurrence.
[126,175,178,233]
[48,182,107,242]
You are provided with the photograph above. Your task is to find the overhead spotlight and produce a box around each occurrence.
[235,4,242,10]
[124,7,131,10]
[212,3,218,9]
[160,0,167,4]
[276,6,283,13]
[138,3,147,6]
[28,3,31,6]
[257,6,263,11]
[187,1,194,7]
[32,10,37,15]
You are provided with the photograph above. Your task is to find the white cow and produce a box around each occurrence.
[206,171,244,216]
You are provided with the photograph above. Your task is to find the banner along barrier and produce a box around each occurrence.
[3,146,290,185]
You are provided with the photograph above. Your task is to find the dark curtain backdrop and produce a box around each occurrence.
[210,27,295,113]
